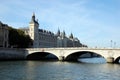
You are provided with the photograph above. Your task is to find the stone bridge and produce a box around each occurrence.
[0,48,120,63]
[26,47,120,63]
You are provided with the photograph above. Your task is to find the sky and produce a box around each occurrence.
[0,0,120,48]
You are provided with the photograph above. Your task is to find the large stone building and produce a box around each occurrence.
[22,13,85,48]
[0,21,9,48]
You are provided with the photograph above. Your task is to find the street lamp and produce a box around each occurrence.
[114,42,116,48]
[111,40,113,48]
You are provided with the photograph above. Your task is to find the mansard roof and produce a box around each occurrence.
[39,29,55,35]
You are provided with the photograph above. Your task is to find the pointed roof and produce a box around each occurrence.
[61,30,66,38]
[69,33,73,39]
[57,28,60,36]
[30,12,39,25]
[31,12,35,22]
[63,30,66,36]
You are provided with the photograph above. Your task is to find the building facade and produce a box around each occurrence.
[23,13,85,48]
[0,21,9,48]
[56,30,82,47]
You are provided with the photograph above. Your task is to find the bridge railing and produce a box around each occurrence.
[25,47,120,50]
[1,47,120,51]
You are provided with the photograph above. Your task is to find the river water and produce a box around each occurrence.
[0,58,120,80]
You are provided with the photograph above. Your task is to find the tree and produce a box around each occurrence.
[8,27,32,48]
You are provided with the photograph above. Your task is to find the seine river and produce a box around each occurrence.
[0,58,120,80]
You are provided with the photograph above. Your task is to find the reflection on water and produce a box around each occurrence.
[79,58,106,63]
[0,58,120,80]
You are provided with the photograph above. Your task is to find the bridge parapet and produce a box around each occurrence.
[26,47,120,50]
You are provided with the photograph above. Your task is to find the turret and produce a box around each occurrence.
[62,30,66,38]
[57,28,60,36]
[69,33,74,39]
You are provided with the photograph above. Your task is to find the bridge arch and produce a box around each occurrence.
[114,56,120,63]
[65,51,105,61]
[27,52,59,60]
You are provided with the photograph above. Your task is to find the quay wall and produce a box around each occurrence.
[0,48,26,60]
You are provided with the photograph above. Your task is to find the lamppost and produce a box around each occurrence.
[111,40,113,48]
[114,42,116,48]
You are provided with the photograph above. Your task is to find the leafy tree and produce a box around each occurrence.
[8,27,32,48]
